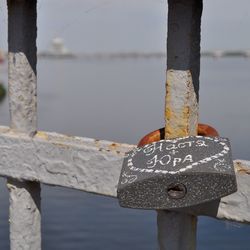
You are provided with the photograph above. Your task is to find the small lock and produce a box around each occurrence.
[117,136,237,209]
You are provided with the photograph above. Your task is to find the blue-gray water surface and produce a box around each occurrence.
[0,57,249,249]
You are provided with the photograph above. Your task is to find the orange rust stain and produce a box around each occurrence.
[165,107,173,120]
[165,106,193,138]
[235,162,250,175]
[165,127,174,138]
[138,124,218,147]
[108,143,121,151]
[36,131,49,140]
[198,124,219,137]
[94,140,124,154]
[165,112,190,138]
[165,79,171,139]
[183,106,190,136]
[165,125,189,139]
[60,133,76,140]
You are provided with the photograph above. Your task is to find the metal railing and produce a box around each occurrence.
[0,0,250,249]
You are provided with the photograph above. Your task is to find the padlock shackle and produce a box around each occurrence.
[138,123,219,147]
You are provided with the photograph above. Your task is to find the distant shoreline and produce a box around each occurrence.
[1,50,250,60]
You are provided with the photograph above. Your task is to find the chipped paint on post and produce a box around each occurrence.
[7,180,41,249]
[8,0,37,136]
[167,0,202,100]
[7,0,41,249]
[160,71,198,249]
[159,0,203,249]
[8,52,37,136]
[165,70,198,138]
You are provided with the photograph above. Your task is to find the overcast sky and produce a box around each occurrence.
[0,0,249,52]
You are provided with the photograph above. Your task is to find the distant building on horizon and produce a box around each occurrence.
[50,38,71,56]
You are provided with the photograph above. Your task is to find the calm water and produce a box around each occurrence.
[0,57,249,249]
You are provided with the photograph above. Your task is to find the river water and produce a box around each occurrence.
[0,57,249,249]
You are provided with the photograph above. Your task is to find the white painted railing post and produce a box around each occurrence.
[157,0,202,249]
[7,0,41,249]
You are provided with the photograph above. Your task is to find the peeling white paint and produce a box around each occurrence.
[0,126,134,197]
[8,52,37,137]
[7,1,41,249]
[161,0,203,248]
[7,179,41,250]
[217,160,250,223]
[165,70,199,139]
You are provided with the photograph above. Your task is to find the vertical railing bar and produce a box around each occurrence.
[157,0,202,249]
[7,0,41,249]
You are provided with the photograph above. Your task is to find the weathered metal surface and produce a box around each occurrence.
[167,0,202,100]
[138,124,219,147]
[117,136,237,209]
[8,0,37,137]
[0,127,249,223]
[7,180,41,249]
[162,71,199,250]
[160,0,203,247]
[0,126,134,197]
[7,1,41,249]
[165,70,199,139]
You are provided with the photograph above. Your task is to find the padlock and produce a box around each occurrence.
[117,126,237,209]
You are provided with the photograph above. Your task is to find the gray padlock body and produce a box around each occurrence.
[117,136,237,209]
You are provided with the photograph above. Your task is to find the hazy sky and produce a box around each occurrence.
[0,0,249,52]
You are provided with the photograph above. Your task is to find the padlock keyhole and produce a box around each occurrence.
[167,183,187,199]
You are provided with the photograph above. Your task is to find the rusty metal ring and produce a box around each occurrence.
[138,123,219,147]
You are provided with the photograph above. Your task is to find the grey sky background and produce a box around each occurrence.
[0,0,249,52]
